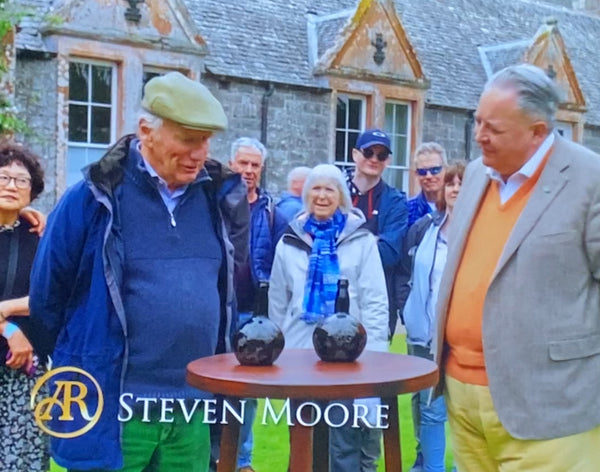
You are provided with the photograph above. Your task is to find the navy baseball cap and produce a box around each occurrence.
[355,129,392,153]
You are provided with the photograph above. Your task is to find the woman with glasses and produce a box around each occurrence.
[269,164,389,472]
[403,161,465,472]
[0,142,49,471]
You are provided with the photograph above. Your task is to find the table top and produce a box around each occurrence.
[187,349,438,399]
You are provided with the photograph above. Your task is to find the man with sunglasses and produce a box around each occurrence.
[408,143,447,227]
[339,128,407,472]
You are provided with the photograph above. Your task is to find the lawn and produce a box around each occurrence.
[51,334,454,471]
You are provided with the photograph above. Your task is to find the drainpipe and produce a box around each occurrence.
[260,83,275,188]
[465,110,475,161]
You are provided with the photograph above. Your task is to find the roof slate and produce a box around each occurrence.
[14,0,600,124]
[14,0,53,52]
[186,0,600,124]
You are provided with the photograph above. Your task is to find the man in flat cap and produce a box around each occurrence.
[29,72,249,472]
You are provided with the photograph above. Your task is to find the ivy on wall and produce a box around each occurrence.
[0,0,28,137]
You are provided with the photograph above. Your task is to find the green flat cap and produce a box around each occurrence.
[141,72,227,131]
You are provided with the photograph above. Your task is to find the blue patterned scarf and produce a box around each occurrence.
[301,210,347,324]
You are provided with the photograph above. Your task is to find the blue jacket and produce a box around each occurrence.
[377,184,408,267]
[408,191,433,227]
[28,135,249,470]
[275,191,303,222]
[249,189,287,283]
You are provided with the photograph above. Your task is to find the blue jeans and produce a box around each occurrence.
[237,397,258,468]
[408,344,447,472]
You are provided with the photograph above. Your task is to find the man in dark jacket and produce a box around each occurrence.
[29,72,249,472]
[340,128,408,472]
[228,137,286,472]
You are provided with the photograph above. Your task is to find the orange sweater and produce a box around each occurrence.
[445,153,550,385]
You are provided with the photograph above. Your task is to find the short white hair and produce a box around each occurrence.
[230,137,267,162]
[287,166,311,189]
[137,109,163,130]
[414,142,447,167]
[302,164,353,214]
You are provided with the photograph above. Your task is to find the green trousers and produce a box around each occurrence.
[69,409,210,472]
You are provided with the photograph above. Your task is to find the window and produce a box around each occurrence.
[67,61,116,185]
[555,121,573,140]
[142,68,168,97]
[383,101,411,190]
[334,95,365,168]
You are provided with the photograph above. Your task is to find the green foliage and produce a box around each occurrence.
[0,0,31,136]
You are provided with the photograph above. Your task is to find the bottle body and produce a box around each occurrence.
[233,281,285,366]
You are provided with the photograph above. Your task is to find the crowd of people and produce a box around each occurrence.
[1,62,599,472]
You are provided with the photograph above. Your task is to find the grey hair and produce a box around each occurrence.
[287,166,312,189]
[302,164,353,214]
[414,142,447,166]
[484,64,562,129]
[137,109,163,130]
[230,137,267,162]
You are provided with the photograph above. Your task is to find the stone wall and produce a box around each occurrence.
[14,55,58,214]
[422,106,479,162]
[583,125,600,153]
[203,76,331,197]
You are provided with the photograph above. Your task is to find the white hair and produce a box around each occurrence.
[230,137,267,162]
[137,109,163,130]
[287,166,311,189]
[484,64,562,130]
[302,164,353,214]
[414,142,447,167]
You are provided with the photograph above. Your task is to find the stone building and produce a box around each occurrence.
[7,0,600,211]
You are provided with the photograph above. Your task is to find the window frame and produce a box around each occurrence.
[383,100,412,190]
[334,93,367,169]
[67,59,118,185]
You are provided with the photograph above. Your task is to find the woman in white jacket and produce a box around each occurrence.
[269,163,388,472]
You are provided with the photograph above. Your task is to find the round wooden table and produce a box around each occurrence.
[187,349,438,472]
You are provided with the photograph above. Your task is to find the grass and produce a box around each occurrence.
[51,334,454,471]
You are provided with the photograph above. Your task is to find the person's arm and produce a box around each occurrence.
[19,207,47,235]
[377,190,408,267]
[0,296,29,317]
[356,235,389,352]
[268,240,291,327]
[29,184,94,353]
[0,319,34,373]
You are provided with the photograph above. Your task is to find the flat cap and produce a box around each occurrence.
[141,72,227,131]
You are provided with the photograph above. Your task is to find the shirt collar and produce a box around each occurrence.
[486,132,555,182]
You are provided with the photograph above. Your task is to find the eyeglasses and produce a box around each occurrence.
[415,166,443,176]
[361,148,390,162]
[0,174,32,189]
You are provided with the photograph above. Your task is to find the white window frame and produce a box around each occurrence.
[67,59,117,185]
[383,100,412,190]
[555,121,573,140]
[334,94,366,168]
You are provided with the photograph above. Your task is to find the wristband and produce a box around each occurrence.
[1,322,19,340]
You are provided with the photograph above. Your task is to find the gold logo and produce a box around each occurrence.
[30,367,104,438]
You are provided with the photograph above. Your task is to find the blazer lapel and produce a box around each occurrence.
[491,138,570,280]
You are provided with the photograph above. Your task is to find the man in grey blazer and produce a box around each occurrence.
[435,64,600,471]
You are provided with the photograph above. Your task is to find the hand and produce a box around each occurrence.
[5,328,34,373]
[20,207,47,236]
[353,397,381,428]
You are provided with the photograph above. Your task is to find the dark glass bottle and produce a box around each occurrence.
[233,281,285,366]
[313,278,367,362]
[334,278,350,313]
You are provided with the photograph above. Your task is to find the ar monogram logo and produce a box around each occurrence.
[30,367,104,438]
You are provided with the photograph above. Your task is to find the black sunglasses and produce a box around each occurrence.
[361,148,390,162]
[416,166,443,176]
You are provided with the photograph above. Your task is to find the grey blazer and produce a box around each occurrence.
[434,135,600,440]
